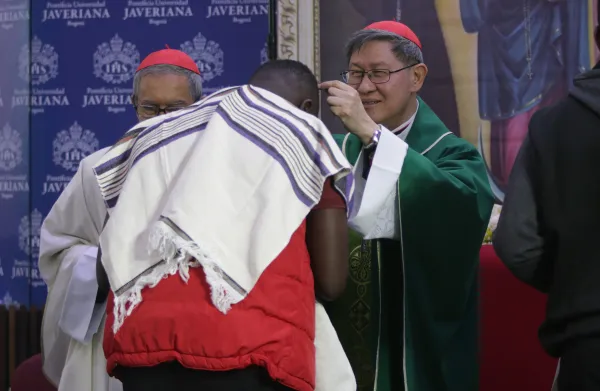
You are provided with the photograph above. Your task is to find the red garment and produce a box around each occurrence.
[104,179,345,391]
[11,354,57,391]
[314,177,345,211]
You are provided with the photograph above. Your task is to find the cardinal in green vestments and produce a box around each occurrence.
[319,21,494,391]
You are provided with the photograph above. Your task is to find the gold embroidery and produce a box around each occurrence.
[344,241,375,391]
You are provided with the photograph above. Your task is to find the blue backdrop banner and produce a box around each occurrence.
[0,0,31,309]
[1,0,269,308]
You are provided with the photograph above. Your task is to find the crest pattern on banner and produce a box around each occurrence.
[180,32,224,82]
[0,292,19,307]
[93,34,140,85]
[18,209,42,257]
[18,36,59,85]
[53,121,99,172]
[0,123,23,172]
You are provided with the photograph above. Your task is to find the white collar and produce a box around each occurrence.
[392,99,419,141]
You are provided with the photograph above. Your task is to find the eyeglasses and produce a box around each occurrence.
[340,63,419,85]
[134,104,186,119]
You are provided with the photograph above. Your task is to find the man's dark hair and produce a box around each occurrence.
[249,59,319,113]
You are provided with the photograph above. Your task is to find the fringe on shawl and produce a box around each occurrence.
[111,220,240,334]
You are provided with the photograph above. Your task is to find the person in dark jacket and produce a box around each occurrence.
[493,24,600,391]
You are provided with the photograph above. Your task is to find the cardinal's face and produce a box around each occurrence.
[133,73,195,122]
[348,40,420,129]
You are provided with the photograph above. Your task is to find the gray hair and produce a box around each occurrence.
[132,64,203,101]
[345,29,423,66]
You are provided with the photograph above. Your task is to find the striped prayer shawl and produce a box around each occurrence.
[95,86,237,209]
[93,85,354,334]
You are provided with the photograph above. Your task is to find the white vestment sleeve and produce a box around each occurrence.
[39,148,111,388]
[314,301,356,391]
[57,320,123,391]
[58,246,107,344]
[348,127,408,240]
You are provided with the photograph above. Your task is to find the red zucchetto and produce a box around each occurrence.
[136,45,200,74]
[364,21,422,49]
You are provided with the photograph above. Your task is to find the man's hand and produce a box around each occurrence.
[319,80,378,145]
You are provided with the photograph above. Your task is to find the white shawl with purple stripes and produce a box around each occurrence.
[93,85,354,334]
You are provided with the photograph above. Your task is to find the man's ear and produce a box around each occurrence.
[300,98,317,115]
[410,64,428,93]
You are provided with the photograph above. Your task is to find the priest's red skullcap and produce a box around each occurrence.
[136,46,200,74]
[364,21,422,49]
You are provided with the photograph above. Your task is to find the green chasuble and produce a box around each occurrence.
[328,97,494,391]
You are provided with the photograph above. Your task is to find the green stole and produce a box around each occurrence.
[328,97,494,391]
